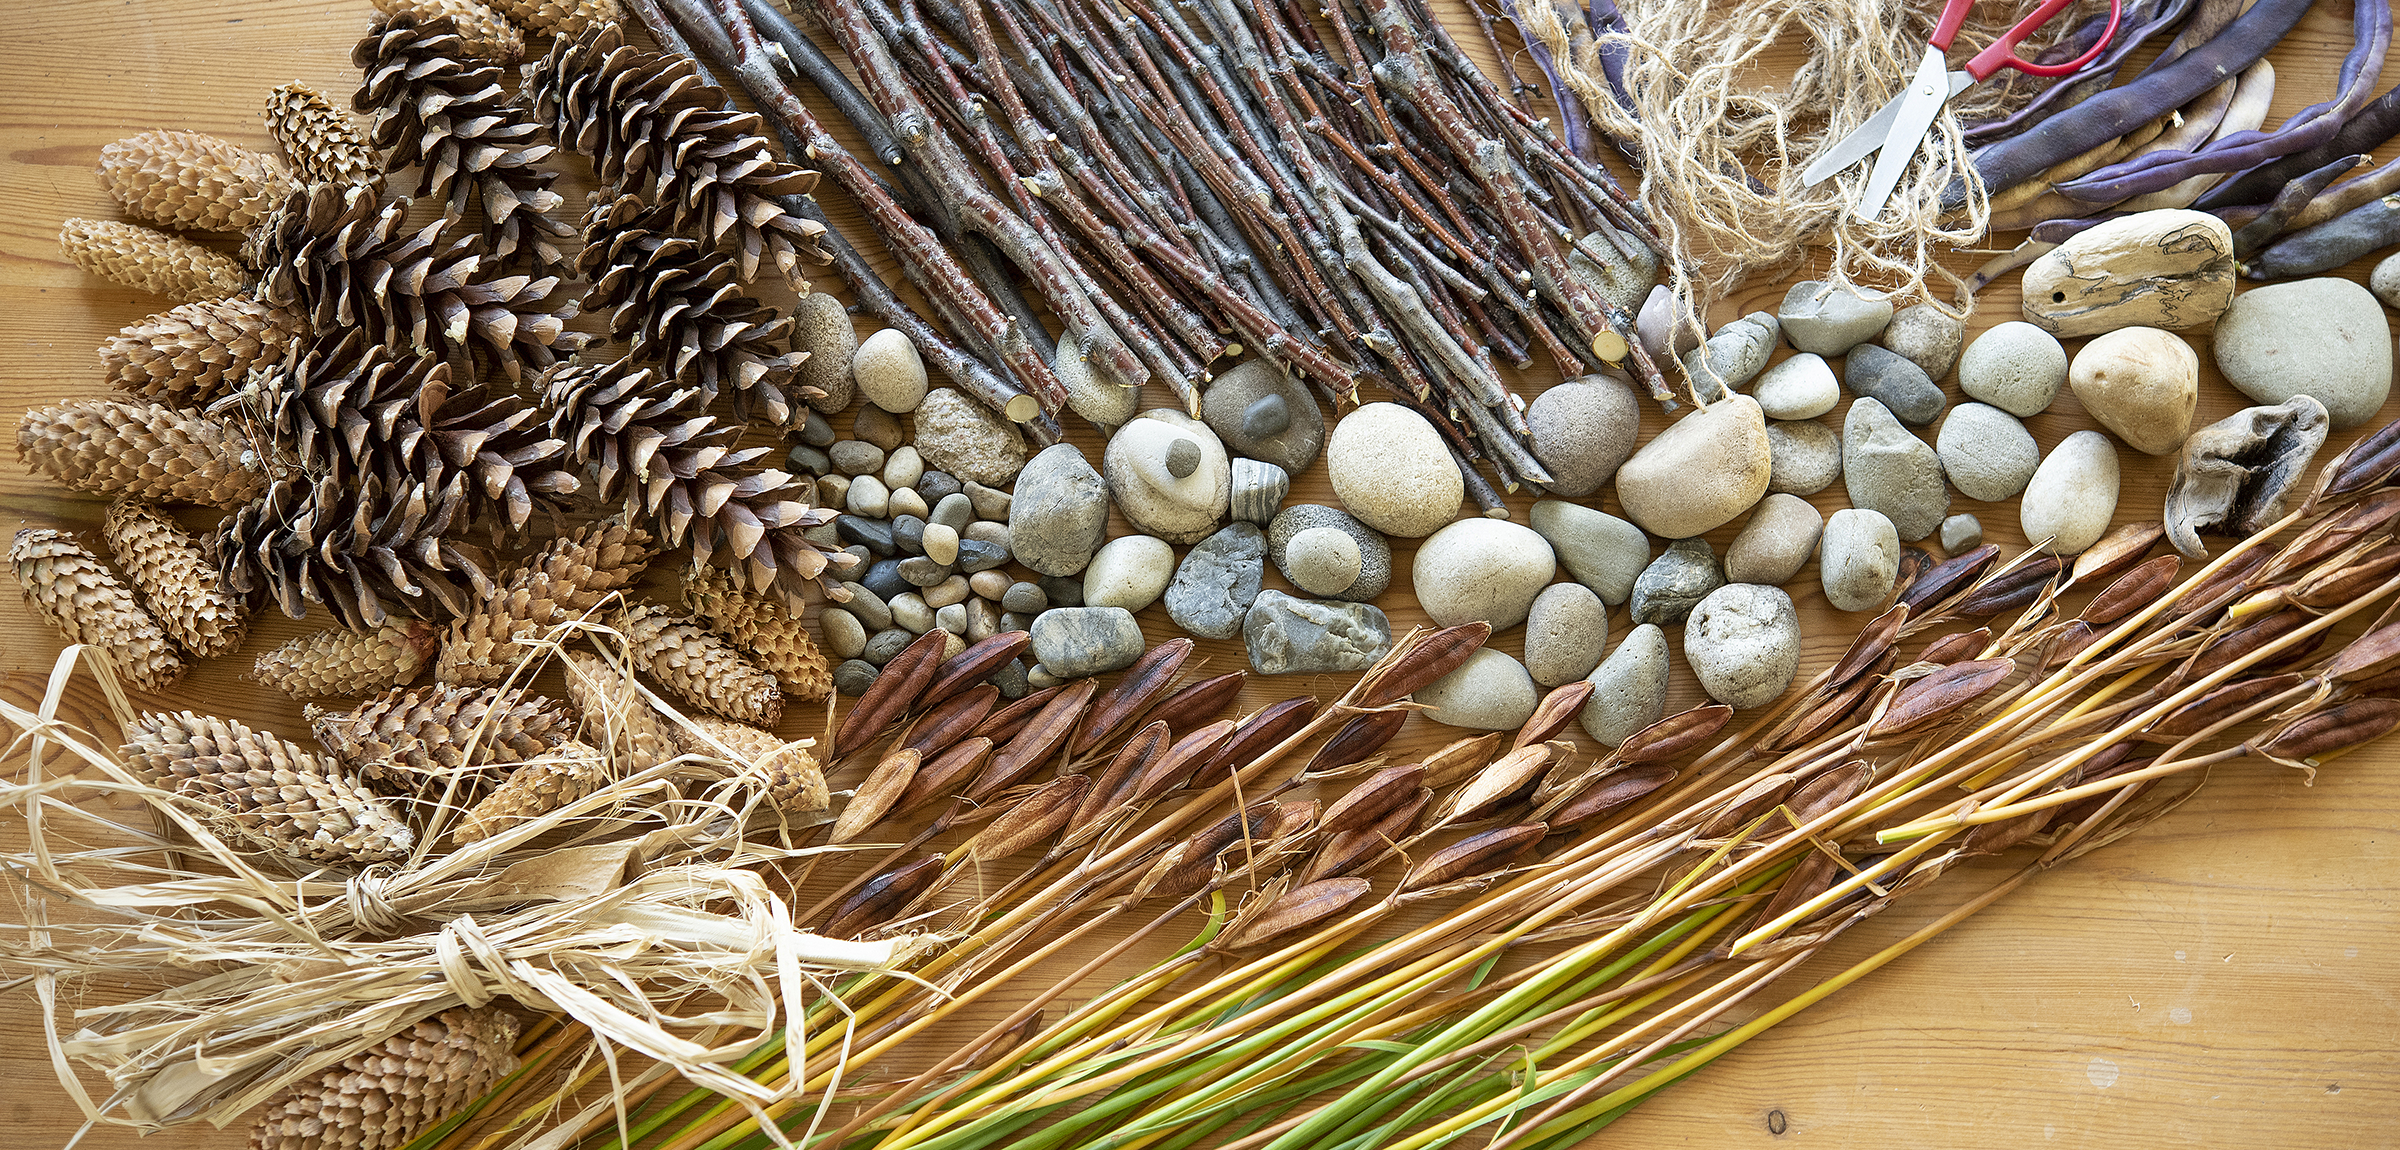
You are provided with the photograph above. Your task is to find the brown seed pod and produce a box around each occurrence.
[2280,489,2400,573]
[1439,745,1552,825]
[2321,420,2400,501]
[2174,611,2319,688]
[2070,520,2166,586]
[2084,554,2182,627]
[1360,622,1491,707]
[1304,789,1430,883]
[1618,704,1734,764]
[967,678,1097,799]
[1768,652,1890,751]
[1952,554,2062,617]
[895,737,996,815]
[965,774,1088,861]
[1745,848,1843,937]
[1784,760,1872,824]
[2041,621,2103,672]
[2290,541,2400,609]
[2257,698,2400,760]
[2153,673,2308,739]
[1695,773,1798,838]
[1420,732,1506,790]
[974,684,1065,744]
[1870,658,2016,737]
[834,629,951,758]
[2168,546,2273,620]
[1959,804,2056,858]
[1512,681,1595,750]
[2054,752,2154,829]
[1220,878,1372,949]
[1320,763,1428,835]
[1143,670,1248,733]
[919,631,1033,711]
[901,685,1001,761]
[831,748,921,844]
[1401,823,1545,892]
[1916,628,1990,666]
[1071,721,1170,834]
[1193,697,1320,786]
[1898,545,1998,614]
[2328,619,2400,682]
[1307,709,1410,775]
[1820,603,1907,692]
[1541,763,1675,829]
[1107,720,1227,804]
[821,854,945,937]
[1072,637,1193,754]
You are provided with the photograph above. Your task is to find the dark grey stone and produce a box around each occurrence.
[853,405,906,452]
[1165,438,1201,479]
[1165,522,1266,640]
[956,539,1009,573]
[916,469,962,503]
[1001,581,1049,614]
[833,659,879,696]
[799,409,836,447]
[1629,538,1723,626]
[1242,590,1392,674]
[862,628,914,665]
[899,556,951,586]
[837,515,896,556]
[1000,611,1034,633]
[891,515,926,556]
[1242,393,1291,438]
[1039,574,1084,607]
[839,582,892,632]
[862,558,909,601]
[829,439,886,476]
[786,444,830,476]
[1030,606,1148,678]
[930,492,975,534]
[1844,344,1945,426]
[991,658,1030,699]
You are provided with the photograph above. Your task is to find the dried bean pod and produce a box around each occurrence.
[973,685,1065,744]
[1308,709,1411,775]
[822,854,945,937]
[967,678,1097,799]
[833,629,951,757]
[901,685,1001,760]
[895,737,995,815]
[1360,622,1491,707]
[1512,681,1595,750]
[1617,704,1733,764]
[1954,555,2064,617]
[1193,697,1319,785]
[1072,638,1192,754]
[1918,629,1991,665]
[831,748,920,843]
[1143,671,1248,733]
[919,631,1032,710]
[1871,658,2016,737]
[965,774,1088,861]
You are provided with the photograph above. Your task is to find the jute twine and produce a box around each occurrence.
[1522,0,2110,325]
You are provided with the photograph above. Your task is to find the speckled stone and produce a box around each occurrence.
[1523,582,1608,688]
[863,628,914,665]
[1267,504,1391,602]
[1581,624,1669,746]
[1765,419,1842,496]
[852,405,905,452]
[915,388,1030,485]
[1630,538,1723,626]
[1203,359,1325,474]
[1010,443,1110,576]
[1031,607,1148,678]
[1001,581,1048,614]
[830,439,885,477]
[1684,584,1801,708]
[1081,534,1176,613]
[1958,321,2067,417]
[1880,304,1965,381]
[1935,403,2039,502]
[1752,353,1839,420]
[1527,374,1642,497]
[1412,518,1558,630]
[1283,526,1363,596]
[1819,508,1900,612]
[834,659,878,696]
[965,481,1012,520]
[1842,398,1948,542]
[1777,281,1893,355]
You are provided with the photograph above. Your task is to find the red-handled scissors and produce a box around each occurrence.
[1802,0,2122,220]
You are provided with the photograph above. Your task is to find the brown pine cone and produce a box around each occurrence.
[60,217,251,301]
[368,0,525,61]
[250,622,441,698]
[490,0,618,39]
[449,738,608,843]
[578,194,806,426]
[17,398,266,508]
[101,500,249,659]
[249,1007,519,1150]
[680,714,826,814]
[312,683,574,794]
[560,649,683,773]
[11,528,185,692]
[614,603,783,726]
[121,710,413,863]
[212,472,499,630]
[437,523,655,684]
[100,296,305,405]
[97,129,294,232]
[265,81,384,190]
[682,568,831,703]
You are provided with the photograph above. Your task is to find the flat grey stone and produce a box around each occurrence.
[1009,443,1110,576]
[1765,419,1842,496]
[1242,590,1392,674]
[1581,624,1669,746]
[1630,537,1723,627]
[1842,398,1948,542]
[1844,343,1945,426]
[1778,281,1893,355]
[2213,277,2394,427]
[1529,499,1649,606]
[1203,360,1325,474]
[1030,606,1147,678]
[1268,504,1391,602]
[1165,522,1267,640]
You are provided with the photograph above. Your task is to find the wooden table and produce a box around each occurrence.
[2,1,2395,1146]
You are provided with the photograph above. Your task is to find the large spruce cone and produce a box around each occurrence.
[120,710,413,864]
[101,296,305,405]
[97,129,294,233]
[253,183,581,382]
[369,0,525,62]
[436,523,655,684]
[560,649,683,773]
[491,0,618,38]
[543,361,834,596]
[11,528,186,692]
[266,81,385,190]
[312,683,574,794]
[249,1007,520,1150]
[17,399,265,508]
[354,14,572,271]
[682,569,830,702]
[450,738,608,843]
[613,603,782,725]
[530,25,827,286]
[251,622,441,698]
[101,500,249,659]
[578,195,807,426]
[60,217,251,301]
[247,331,577,532]
[212,472,498,629]
[679,714,825,813]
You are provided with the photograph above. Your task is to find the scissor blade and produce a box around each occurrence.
[1800,71,1972,187]
[1855,47,1956,221]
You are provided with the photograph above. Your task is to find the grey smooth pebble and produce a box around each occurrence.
[1039,574,1084,607]
[1002,581,1049,614]
[899,556,951,586]
[931,492,975,533]
[821,607,868,660]
[840,582,892,631]
[1243,393,1291,438]
[956,539,1010,573]
[833,659,879,696]
[965,481,1013,520]
[918,470,962,503]
[935,603,969,637]
[888,592,934,634]
[1166,438,1202,479]
[786,444,830,476]
[830,440,885,476]
[863,628,914,664]
[892,515,926,556]
[799,410,836,447]
[991,658,1030,698]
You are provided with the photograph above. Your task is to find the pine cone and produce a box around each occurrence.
[97,129,294,233]
[354,15,572,272]
[543,361,834,596]
[312,683,574,794]
[613,603,782,725]
[491,0,618,37]
[560,649,683,773]
[682,569,831,702]
[437,523,656,684]
[212,472,498,629]
[120,710,413,863]
[579,194,806,426]
[450,738,608,843]
[265,81,384,190]
[100,296,305,406]
[679,714,825,813]
[530,25,827,286]
[11,528,186,692]
[102,500,249,659]
[17,399,266,508]
[249,330,578,532]
[250,621,441,698]
[253,183,581,382]
[369,0,525,61]
[249,1007,520,1150]
[60,217,251,301]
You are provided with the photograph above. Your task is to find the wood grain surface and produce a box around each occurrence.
[3,1,2397,1147]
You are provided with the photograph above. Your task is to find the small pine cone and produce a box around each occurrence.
[265,81,383,189]
[17,399,267,508]
[490,0,618,38]
[680,714,825,813]
[11,528,185,692]
[61,217,252,301]
[682,569,831,702]
[369,0,525,60]
[97,129,294,232]
[560,650,683,773]
[250,1007,520,1150]
[437,524,655,684]
[101,500,249,659]
[615,604,784,726]
[450,739,608,843]
[100,296,306,405]
[312,684,574,794]
[251,622,441,698]
[120,710,413,863]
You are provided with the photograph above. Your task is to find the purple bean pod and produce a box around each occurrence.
[1961,0,2191,146]
[1589,0,1636,113]
[2244,194,2400,281]
[2199,81,2400,212]
[2229,154,2370,257]
[1950,0,2315,209]
[2054,0,2391,205]
[2026,201,2266,245]
[1502,0,1594,160]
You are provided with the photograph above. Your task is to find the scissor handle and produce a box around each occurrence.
[1964,0,2123,81]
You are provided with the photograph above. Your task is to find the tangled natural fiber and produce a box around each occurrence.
[1522,0,2107,321]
